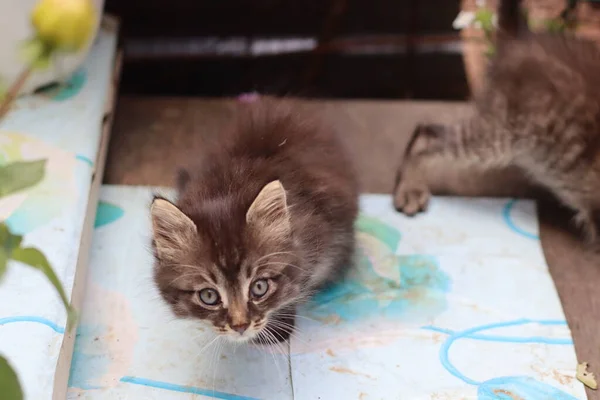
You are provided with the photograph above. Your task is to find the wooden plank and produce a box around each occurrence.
[52,37,123,398]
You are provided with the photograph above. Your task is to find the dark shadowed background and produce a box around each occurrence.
[105,0,468,99]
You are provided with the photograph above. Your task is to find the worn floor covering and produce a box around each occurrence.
[105,97,600,399]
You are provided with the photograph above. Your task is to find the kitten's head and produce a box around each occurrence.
[151,180,303,343]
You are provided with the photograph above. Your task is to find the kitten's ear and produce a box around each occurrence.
[246,180,291,239]
[151,197,198,261]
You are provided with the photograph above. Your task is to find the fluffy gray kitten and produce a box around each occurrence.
[395,3,600,242]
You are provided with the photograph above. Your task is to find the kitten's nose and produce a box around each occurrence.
[231,323,249,335]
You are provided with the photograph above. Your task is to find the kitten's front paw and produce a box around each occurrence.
[393,180,431,216]
[392,123,436,216]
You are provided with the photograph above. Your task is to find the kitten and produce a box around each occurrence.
[394,1,600,241]
[150,98,358,344]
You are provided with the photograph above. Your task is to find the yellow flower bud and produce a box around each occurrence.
[31,0,97,52]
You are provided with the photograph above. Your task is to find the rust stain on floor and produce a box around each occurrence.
[552,369,574,385]
[329,366,374,380]
[493,389,524,400]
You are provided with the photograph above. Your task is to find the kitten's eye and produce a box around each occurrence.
[251,279,269,298]
[198,288,220,306]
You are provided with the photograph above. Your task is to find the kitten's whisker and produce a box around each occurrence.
[193,335,220,361]
[268,328,306,346]
[163,263,202,270]
[266,316,297,336]
[256,332,271,364]
[264,325,291,350]
[259,261,300,267]
[272,312,319,324]
[268,313,316,336]
[268,320,300,334]
[264,327,288,353]
[278,292,316,309]
[259,261,305,273]
[254,251,300,265]
[268,326,292,347]
[267,316,296,330]
[272,338,290,360]
[212,337,225,394]
[266,329,289,368]
[267,320,308,345]
[208,338,217,385]
[261,328,285,379]
[169,272,204,286]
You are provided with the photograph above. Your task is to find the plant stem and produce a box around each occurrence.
[0,66,33,121]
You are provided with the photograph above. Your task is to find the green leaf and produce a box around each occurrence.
[0,248,7,281]
[474,8,495,34]
[19,39,45,63]
[0,222,23,281]
[0,160,46,197]
[19,38,53,71]
[544,19,564,33]
[31,55,52,70]
[0,79,6,102]
[0,222,23,254]
[0,355,23,400]
[10,247,77,332]
[0,223,8,245]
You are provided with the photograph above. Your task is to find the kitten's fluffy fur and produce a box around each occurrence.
[151,98,358,343]
[394,5,600,241]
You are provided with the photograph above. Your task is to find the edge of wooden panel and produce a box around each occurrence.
[52,15,123,400]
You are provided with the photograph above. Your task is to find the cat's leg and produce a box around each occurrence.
[394,118,514,215]
[514,134,600,243]
[538,177,600,244]
[573,209,599,243]
[533,182,600,245]
[590,209,600,247]
[395,116,600,244]
[394,124,449,215]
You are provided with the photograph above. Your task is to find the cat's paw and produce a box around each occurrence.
[393,179,431,216]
